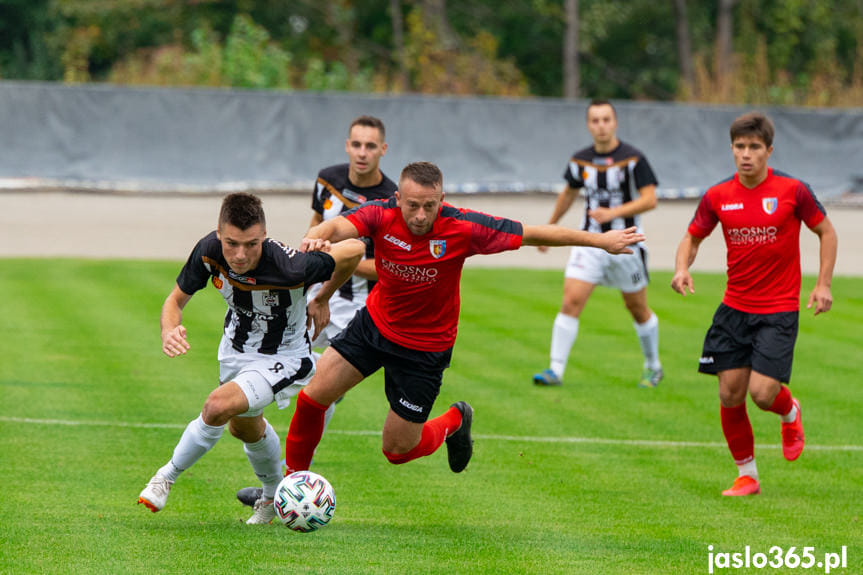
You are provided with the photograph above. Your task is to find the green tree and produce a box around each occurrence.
[0,0,63,79]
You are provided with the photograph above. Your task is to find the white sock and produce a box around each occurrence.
[634,312,661,370]
[158,415,225,482]
[550,313,579,378]
[243,419,282,500]
[322,402,336,433]
[781,404,797,423]
[737,458,758,480]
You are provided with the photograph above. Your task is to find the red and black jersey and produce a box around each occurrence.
[311,163,398,302]
[688,168,826,313]
[344,198,523,351]
[177,231,335,355]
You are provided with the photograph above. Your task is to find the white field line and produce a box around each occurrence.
[3,415,862,452]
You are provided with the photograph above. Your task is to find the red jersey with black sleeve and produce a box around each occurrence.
[688,168,826,313]
[344,197,524,351]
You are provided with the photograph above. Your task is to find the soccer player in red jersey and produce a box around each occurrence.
[283,161,645,476]
[671,112,837,496]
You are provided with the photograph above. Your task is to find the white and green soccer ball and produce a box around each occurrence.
[273,471,336,532]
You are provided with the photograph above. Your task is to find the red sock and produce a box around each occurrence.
[284,389,329,473]
[720,403,754,464]
[382,405,462,465]
[766,384,793,416]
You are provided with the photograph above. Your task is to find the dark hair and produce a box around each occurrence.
[587,99,616,118]
[349,115,386,140]
[730,112,774,148]
[219,192,266,230]
[400,161,443,189]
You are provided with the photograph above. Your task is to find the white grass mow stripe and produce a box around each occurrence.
[4,415,862,452]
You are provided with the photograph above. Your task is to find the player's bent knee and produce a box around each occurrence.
[718,388,747,408]
[202,390,245,425]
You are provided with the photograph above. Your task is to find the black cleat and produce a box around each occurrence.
[237,486,263,507]
[445,402,474,473]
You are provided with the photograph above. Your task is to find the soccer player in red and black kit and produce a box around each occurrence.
[671,112,837,497]
[282,161,645,477]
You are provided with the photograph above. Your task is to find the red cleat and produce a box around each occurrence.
[722,475,761,496]
[781,398,805,461]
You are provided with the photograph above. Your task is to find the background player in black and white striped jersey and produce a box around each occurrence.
[137,192,364,524]
[533,100,664,389]
[308,115,398,349]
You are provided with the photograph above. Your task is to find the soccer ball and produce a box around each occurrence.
[273,471,336,532]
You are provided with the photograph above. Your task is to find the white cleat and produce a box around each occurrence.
[246,498,276,525]
[138,474,174,513]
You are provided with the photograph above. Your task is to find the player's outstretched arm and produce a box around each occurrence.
[161,284,193,357]
[670,233,702,296]
[301,216,360,253]
[306,239,366,340]
[807,216,838,315]
[522,224,644,254]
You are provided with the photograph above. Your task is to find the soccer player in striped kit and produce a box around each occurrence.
[533,99,664,389]
[671,112,837,496]
[137,193,364,523]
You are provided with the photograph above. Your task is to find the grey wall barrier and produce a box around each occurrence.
[1,81,861,198]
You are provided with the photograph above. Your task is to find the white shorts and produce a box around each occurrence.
[564,244,649,293]
[217,336,316,417]
[307,284,363,349]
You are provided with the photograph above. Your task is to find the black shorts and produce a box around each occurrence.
[330,307,453,423]
[698,303,799,383]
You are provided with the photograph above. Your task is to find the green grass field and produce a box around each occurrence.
[0,259,860,575]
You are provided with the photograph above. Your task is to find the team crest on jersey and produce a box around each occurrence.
[429,240,446,259]
[264,292,279,307]
[762,197,778,215]
[211,276,223,289]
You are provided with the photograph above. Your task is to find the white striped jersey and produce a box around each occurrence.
[176,231,335,355]
[563,141,658,234]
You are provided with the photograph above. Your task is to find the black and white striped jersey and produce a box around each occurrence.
[563,141,658,234]
[311,163,397,302]
[176,231,335,355]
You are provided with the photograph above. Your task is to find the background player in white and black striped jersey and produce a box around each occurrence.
[137,192,364,524]
[308,115,398,348]
[533,100,663,388]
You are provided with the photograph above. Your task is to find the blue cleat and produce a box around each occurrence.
[533,369,562,386]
